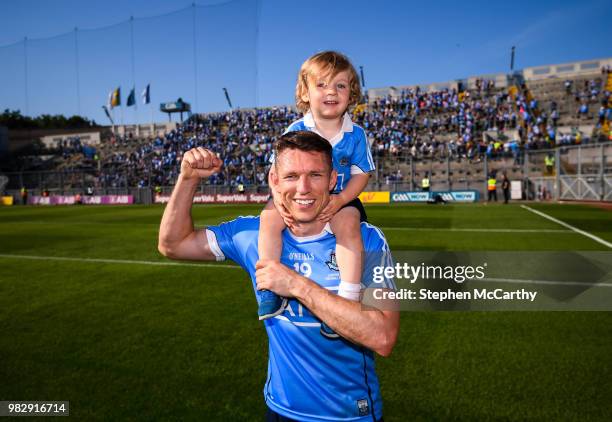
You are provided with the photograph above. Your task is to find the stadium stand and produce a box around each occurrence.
[2,58,611,200]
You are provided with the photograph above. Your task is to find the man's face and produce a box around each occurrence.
[271,149,337,224]
[301,69,351,120]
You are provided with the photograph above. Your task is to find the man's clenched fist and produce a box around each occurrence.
[255,260,300,298]
[180,147,222,180]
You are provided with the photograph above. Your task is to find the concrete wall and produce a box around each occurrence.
[467,73,510,89]
[523,58,612,81]
[109,122,177,138]
[40,131,101,149]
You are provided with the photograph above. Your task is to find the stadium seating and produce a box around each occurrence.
[5,67,610,195]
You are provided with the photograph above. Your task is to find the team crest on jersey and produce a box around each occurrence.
[326,251,339,271]
[357,399,369,416]
[339,157,349,167]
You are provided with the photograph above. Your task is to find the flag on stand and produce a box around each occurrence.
[110,87,121,108]
[223,87,233,109]
[141,84,150,105]
[102,105,114,124]
[126,87,136,107]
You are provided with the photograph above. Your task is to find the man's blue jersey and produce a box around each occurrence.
[206,217,394,422]
[282,112,375,193]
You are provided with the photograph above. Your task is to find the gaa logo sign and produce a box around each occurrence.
[391,191,478,203]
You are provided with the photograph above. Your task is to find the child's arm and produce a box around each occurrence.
[330,207,363,286]
[258,199,286,262]
[318,172,370,222]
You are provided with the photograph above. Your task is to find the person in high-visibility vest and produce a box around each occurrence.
[487,174,497,202]
[544,154,555,175]
[421,174,430,192]
[237,183,245,194]
[20,187,28,205]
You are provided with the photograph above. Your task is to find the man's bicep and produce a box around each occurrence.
[168,229,220,261]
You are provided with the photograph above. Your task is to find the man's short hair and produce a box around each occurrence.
[274,131,333,171]
[295,51,362,114]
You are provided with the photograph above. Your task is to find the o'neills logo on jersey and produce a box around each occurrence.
[288,252,314,261]
[357,399,369,416]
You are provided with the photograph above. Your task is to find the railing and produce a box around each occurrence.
[3,142,610,203]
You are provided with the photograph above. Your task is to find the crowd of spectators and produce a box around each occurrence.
[362,77,608,164]
[97,107,297,188]
[92,76,610,188]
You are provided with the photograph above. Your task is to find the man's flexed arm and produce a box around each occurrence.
[158,148,222,261]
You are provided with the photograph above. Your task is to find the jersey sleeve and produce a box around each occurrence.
[205,217,258,270]
[350,127,376,175]
[361,224,396,289]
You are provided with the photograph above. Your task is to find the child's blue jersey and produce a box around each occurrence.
[283,112,375,193]
[206,217,394,421]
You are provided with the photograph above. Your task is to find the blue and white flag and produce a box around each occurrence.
[141,84,150,105]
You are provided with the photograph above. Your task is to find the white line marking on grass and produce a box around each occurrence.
[0,254,241,269]
[521,205,612,249]
[479,277,612,288]
[381,227,570,233]
[2,256,610,287]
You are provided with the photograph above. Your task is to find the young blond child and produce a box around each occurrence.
[257,51,374,338]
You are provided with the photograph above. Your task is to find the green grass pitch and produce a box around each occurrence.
[1,203,611,420]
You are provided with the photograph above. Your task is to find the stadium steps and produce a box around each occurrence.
[561,159,576,174]
[56,154,86,170]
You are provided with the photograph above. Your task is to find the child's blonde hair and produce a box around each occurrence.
[295,51,362,114]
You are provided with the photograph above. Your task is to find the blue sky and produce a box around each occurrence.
[0,0,610,125]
